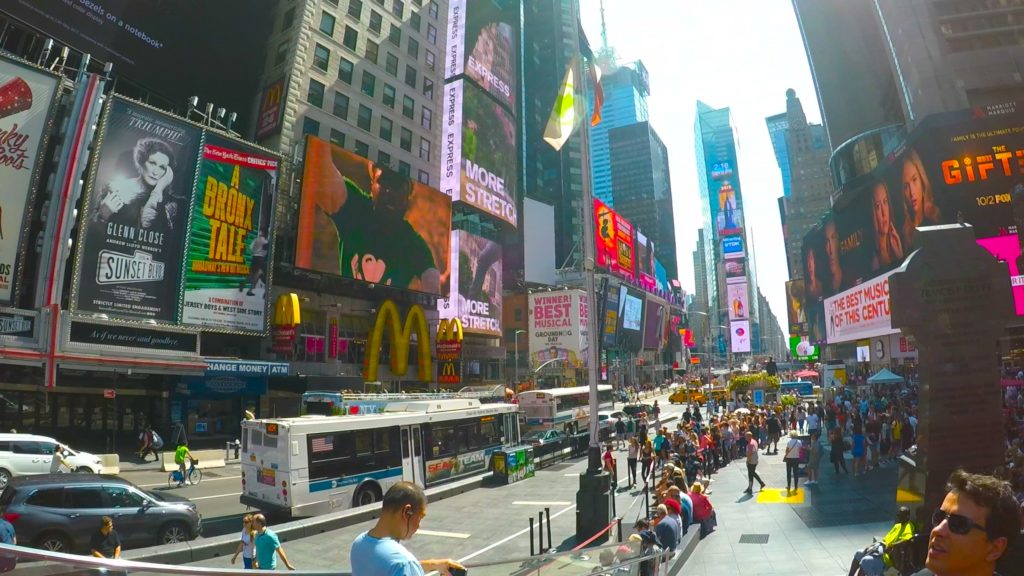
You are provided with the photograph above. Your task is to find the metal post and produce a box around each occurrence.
[545,507,552,551]
[617,517,623,543]
[530,517,535,556]
[537,510,544,553]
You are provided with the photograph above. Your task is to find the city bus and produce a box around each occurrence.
[240,396,520,517]
[300,385,509,415]
[517,385,614,434]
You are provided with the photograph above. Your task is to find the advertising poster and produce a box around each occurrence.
[616,285,644,351]
[801,226,828,343]
[75,98,201,322]
[823,269,897,344]
[730,320,751,353]
[601,279,620,349]
[830,192,875,293]
[977,235,1024,316]
[445,0,518,111]
[255,78,287,141]
[181,134,279,331]
[726,283,749,321]
[724,259,746,283]
[529,289,587,369]
[439,230,502,336]
[642,299,664,350]
[295,136,451,295]
[716,183,743,236]
[722,235,744,259]
[439,80,518,227]
[786,279,807,336]
[789,335,820,361]
[0,55,59,304]
[635,231,657,291]
[594,198,636,281]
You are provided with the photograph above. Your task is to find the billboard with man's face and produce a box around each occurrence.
[295,136,452,296]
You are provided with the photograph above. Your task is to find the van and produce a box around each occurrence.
[0,434,104,488]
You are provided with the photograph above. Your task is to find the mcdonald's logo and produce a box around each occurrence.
[438,360,460,384]
[364,300,432,382]
[273,293,302,326]
[256,78,286,139]
[436,318,463,361]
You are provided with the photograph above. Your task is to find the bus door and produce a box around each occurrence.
[503,411,520,445]
[400,426,425,486]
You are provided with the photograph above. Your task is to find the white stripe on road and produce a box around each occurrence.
[511,501,571,506]
[189,492,241,501]
[138,475,240,488]
[416,529,471,539]
[563,473,578,477]
[457,504,576,563]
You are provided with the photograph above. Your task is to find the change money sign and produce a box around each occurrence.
[181,134,278,331]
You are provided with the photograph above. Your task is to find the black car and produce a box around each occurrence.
[621,403,655,418]
[0,474,202,553]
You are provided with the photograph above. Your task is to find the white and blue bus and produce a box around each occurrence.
[240,397,520,517]
[517,385,614,434]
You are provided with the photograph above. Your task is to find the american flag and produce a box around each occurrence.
[311,436,333,453]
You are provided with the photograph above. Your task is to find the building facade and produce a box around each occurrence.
[588,61,650,206]
[765,112,792,199]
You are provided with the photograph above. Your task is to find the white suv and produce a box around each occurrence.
[0,433,104,487]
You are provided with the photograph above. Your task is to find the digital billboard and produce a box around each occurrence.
[722,235,744,259]
[74,98,202,322]
[801,226,828,343]
[823,269,897,344]
[440,79,518,227]
[616,285,644,351]
[730,320,751,353]
[642,299,664,350]
[181,134,278,332]
[594,198,636,281]
[786,279,807,336]
[635,230,656,291]
[0,54,59,304]
[726,283,749,321]
[444,0,518,111]
[254,78,287,141]
[295,136,452,295]
[724,259,746,283]
[789,335,820,361]
[715,182,743,236]
[439,230,502,336]
[601,279,620,349]
[529,289,588,369]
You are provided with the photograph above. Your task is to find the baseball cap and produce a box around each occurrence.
[663,498,682,515]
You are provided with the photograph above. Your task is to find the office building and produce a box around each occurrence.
[765,113,792,199]
[589,61,651,206]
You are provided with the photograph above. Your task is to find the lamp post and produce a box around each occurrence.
[514,329,526,386]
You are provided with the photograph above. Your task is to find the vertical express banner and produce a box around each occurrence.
[74,98,201,322]
[181,134,278,331]
[0,55,59,304]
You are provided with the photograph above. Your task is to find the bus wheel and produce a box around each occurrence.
[354,484,381,507]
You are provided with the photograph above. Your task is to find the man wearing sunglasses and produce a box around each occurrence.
[913,469,1020,576]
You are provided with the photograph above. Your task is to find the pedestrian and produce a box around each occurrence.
[851,413,867,476]
[640,438,654,484]
[915,469,1020,576]
[689,482,717,538]
[350,482,464,576]
[806,404,821,438]
[830,427,848,475]
[653,504,680,553]
[766,412,782,455]
[797,405,806,434]
[90,516,121,559]
[743,431,766,495]
[603,444,617,485]
[252,513,295,570]
[137,426,154,461]
[0,501,16,572]
[652,429,668,471]
[49,444,71,474]
[231,514,256,569]
[614,417,626,450]
[805,431,822,486]
[783,430,802,493]
[627,436,639,488]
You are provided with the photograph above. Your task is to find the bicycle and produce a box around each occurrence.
[168,458,202,488]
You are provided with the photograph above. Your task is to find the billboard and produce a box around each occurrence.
[726,283,749,321]
[444,0,518,111]
[635,231,656,291]
[785,279,807,336]
[529,289,588,369]
[715,183,743,235]
[439,230,502,336]
[74,98,201,322]
[642,299,664,350]
[724,259,746,283]
[254,78,287,141]
[594,198,636,281]
[616,285,644,351]
[439,79,518,227]
[722,235,744,259]
[730,320,751,353]
[977,235,1024,316]
[789,335,820,362]
[601,279,620,349]
[823,269,898,344]
[295,136,452,295]
[0,54,59,304]
[801,226,828,344]
[181,135,278,331]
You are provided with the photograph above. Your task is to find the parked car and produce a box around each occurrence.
[523,429,568,447]
[0,474,202,553]
[0,433,104,487]
[621,404,655,418]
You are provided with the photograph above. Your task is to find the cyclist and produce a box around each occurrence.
[174,442,194,486]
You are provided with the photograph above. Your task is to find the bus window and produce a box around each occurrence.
[263,435,278,449]
[355,431,373,456]
[401,428,409,458]
[374,429,391,455]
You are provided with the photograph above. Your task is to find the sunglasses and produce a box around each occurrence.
[932,509,987,536]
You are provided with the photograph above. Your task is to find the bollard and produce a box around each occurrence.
[538,510,545,553]
[545,507,552,552]
[616,517,622,542]
[530,517,535,556]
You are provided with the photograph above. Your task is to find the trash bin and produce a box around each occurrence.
[492,445,535,485]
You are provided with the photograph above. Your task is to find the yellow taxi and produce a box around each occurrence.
[669,387,706,405]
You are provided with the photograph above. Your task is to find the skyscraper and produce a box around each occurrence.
[765,113,792,199]
[589,61,650,206]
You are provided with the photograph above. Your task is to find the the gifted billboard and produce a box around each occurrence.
[635,231,656,292]
[726,283,749,321]
[730,320,751,353]
[0,54,59,304]
[296,136,452,295]
[445,0,518,111]
[440,79,518,227]
[440,230,502,336]
[594,199,636,281]
[529,289,588,369]
[181,135,278,331]
[74,99,202,322]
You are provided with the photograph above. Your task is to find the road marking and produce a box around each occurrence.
[458,504,576,563]
[416,529,471,539]
[511,501,571,506]
[138,475,240,488]
[189,492,242,501]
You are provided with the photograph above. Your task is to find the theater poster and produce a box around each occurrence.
[181,133,279,331]
[74,98,201,322]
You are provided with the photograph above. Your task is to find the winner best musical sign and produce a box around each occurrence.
[824,269,898,344]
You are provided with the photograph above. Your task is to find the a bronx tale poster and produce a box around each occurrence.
[181,133,277,331]
[74,98,201,322]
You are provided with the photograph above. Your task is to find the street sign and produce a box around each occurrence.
[103,389,116,399]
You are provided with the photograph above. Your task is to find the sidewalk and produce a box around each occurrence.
[685,444,897,576]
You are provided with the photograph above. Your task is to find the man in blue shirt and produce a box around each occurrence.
[351,482,464,576]
[252,514,295,570]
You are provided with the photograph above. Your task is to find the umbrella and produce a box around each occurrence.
[733,407,751,415]
[794,369,818,379]
[867,368,905,385]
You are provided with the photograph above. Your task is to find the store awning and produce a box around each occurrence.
[794,369,819,379]
[867,368,905,385]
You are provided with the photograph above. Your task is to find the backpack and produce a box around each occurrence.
[151,431,164,449]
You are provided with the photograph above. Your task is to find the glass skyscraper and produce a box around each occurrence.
[589,61,650,206]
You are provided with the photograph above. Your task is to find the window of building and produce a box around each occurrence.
[402,95,415,119]
[361,70,376,96]
[365,39,379,64]
[302,116,320,137]
[312,43,330,71]
[347,0,363,20]
[369,10,383,33]
[424,49,435,71]
[332,91,350,119]
[418,136,430,161]
[426,22,437,44]
[343,25,358,50]
[330,128,346,147]
[417,169,429,185]
[357,104,373,131]
[324,0,337,4]
[407,37,419,59]
[378,150,391,167]
[354,139,370,158]
[404,64,417,88]
[276,41,289,65]
[283,7,296,29]
[388,23,402,46]
[319,12,336,36]
[410,11,421,32]
[392,0,405,18]
[400,127,413,151]
[383,83,396,108]
[421,105,432,130]
[339,57,355,83]
[422,77,434,99]
[398,161,411,176]
[428,1,438,19]
[307,79,325,108]
[385,52,399,76]
[379,115,393,141]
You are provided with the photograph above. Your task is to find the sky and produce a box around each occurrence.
[579,0,822,328]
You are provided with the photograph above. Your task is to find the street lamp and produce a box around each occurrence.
[514,329,526,386]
